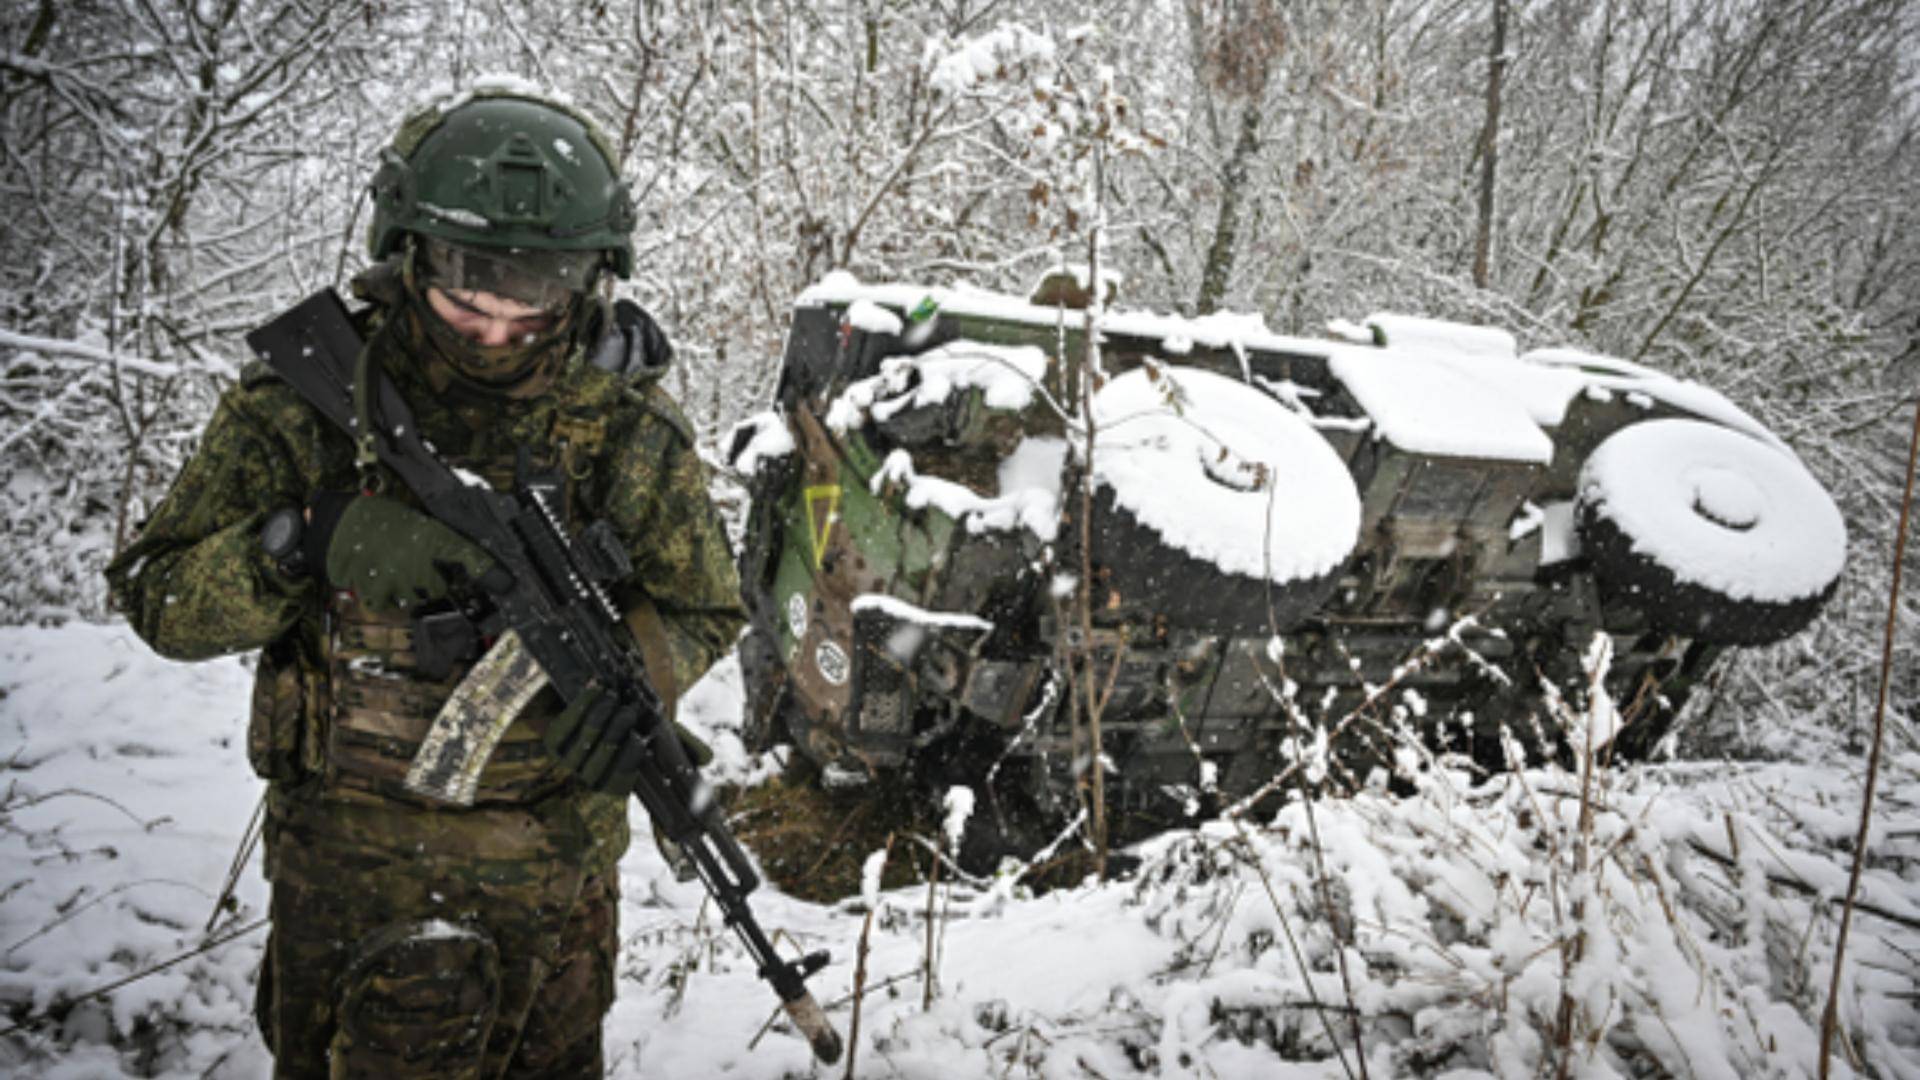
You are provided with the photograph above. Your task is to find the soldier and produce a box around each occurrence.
[105,84,745,1078]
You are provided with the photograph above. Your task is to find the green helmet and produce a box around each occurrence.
[367,84,636,279]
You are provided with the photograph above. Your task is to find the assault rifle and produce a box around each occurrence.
[246,290,842,1064]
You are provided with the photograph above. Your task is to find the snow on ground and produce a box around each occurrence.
[3,621,1917,1078]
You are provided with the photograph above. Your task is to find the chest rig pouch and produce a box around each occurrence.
[322,447,583,807]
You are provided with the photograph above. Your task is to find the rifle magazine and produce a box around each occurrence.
[406,630,550,805]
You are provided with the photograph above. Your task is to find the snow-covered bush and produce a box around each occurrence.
[6,623,1914,1077]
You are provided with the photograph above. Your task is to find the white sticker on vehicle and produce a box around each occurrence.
[815,640,850,686]
[786,592,808,640]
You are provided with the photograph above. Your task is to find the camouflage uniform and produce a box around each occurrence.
[106,263,745,1078]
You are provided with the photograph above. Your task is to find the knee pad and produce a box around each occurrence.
[330,919,501,1079]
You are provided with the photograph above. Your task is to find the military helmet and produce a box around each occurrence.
[367,82,636,279]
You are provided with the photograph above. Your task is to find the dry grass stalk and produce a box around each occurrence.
[1819,392,1919,1076]
[843,833,894,1080]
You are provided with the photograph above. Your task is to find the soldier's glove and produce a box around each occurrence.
[546,682,716,795]
[546,682,646,794]
[307,493,509,613]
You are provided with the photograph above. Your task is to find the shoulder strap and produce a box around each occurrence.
[622,595,681,718]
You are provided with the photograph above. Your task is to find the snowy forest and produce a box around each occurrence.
[2,0,1918,1077]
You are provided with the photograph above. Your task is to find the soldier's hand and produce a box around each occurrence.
[545,682,646,794]
[545,683,715,794]
[308,493,506,612]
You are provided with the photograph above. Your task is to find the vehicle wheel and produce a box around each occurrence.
[1576,419,1846,646]
[1084,367,1361,633]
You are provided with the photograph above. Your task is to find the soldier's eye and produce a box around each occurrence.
[445,292,489,318]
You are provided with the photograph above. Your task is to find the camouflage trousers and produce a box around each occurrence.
[255,788,619,1079]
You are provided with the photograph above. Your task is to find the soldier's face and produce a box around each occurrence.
[426,287,562,347]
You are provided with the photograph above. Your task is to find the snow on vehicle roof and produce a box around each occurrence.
[796,273,1795,464]
[823,336,1066,541]
[1523,348,1788,453]
[725,410,796,477]
[825,337,1050,434]
[871,445,1066,541]
[796,272,1335,357]
[1327,342,1555,463]
[851,593,994,632]
[844,299,904,336]
[1089,367,1359,583]
[1365,312,1518,361]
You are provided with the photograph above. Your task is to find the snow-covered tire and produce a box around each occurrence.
[1577,419,1847,646]
[1085,367,1361,633]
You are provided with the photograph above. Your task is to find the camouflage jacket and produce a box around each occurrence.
[106,284,747,880]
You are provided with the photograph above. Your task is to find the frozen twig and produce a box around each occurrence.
[1225,623,1489,818]
[923,837,943,1010]
[1287,739,1371,1079]
[205,793,264,933]
[4,879,212,959]
[1820,393,1920,1077]
[1675,838,1920,933]
[0,916,267,1039]
[843,835,893,1080]
[1552,634,1611,1078]
[2,785,166,830]
[1226,823,1361,1080]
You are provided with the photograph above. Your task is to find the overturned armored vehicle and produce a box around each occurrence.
[729,272,1847,864]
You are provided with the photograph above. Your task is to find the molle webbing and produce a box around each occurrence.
[551,412,606,481]
[318,432,608,806]
[326,593,567,805]
[325,452,572,806]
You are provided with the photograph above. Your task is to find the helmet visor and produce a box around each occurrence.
[420,237,599,311]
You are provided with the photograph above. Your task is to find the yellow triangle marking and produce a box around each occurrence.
[803,484,842,570]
